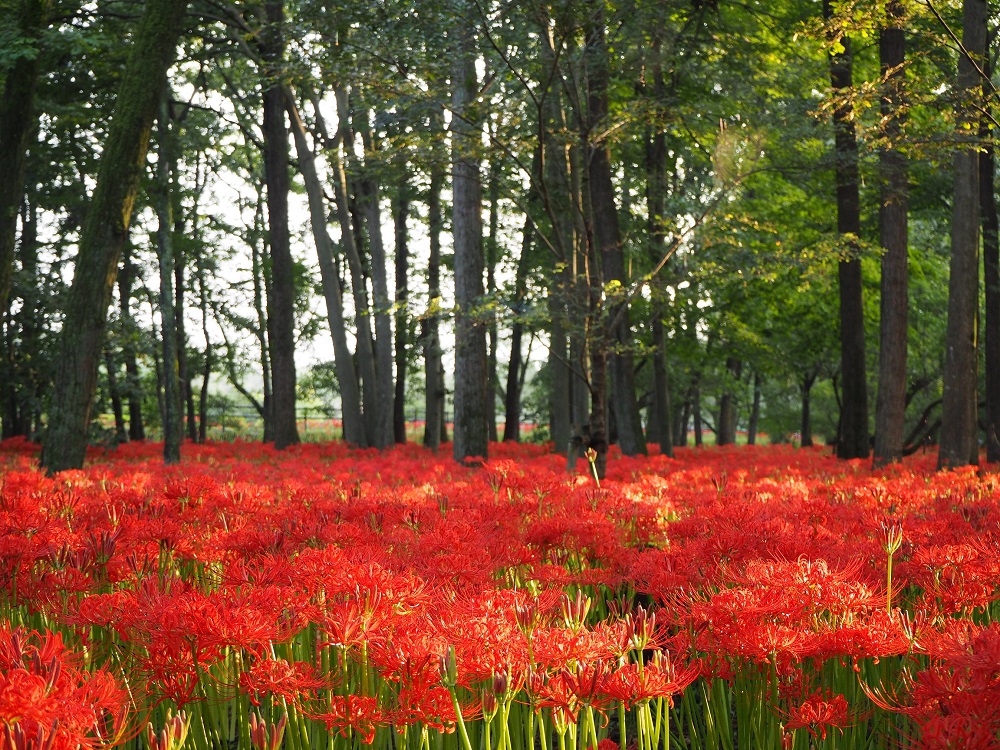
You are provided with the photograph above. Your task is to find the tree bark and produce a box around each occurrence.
[423,106,446,450]
[118,241,145,441]
[0,0,48,318]
[331,85,379,447]
[586,4,646,461]
[104,350,128,445]
[393,172,410,444]
[747,371,761,445]
[356,106,395,449]
[824,0,869,460]
[503,215,532,442]
[873,3,908,468]
[250,201,274,442]
[260,0,299,450]
[801,371,816,448]
[717,357,742,445]
[940,0,987,469]
[284,89,365,446]
[40,0,188,473]
[981,65,1000,462]
[451,2,490,464]
[154,93,182,464]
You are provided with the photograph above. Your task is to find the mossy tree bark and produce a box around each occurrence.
[40,0,188,473]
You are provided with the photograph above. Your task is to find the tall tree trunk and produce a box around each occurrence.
[284,89,365,445]
[586,4,646,462]
[250,201,274,442]
[645,43,673,456]
[692,383,703,447]
[260,0,299,450]
[717,357,742,445]
[118,241,145,440]
[155,93,182,464]
[196,238,211,444]
[981,63,1000,462]
[747,371,761,445]
[355,109,395,450]
[824,0,869,460]
[940,0,987,469]
[103,351,127,445]
[503,215,532,443]
[539,15,575,455]
[331,86,378,447]
[0,0,48,317]
[423,108,445,450]
[40,0,188,473]
[486,149,500,443]
[873,1,908,467]
[175,250,197,442]
[451,2,489,464]
[393,172,410,444]
[801,371,816,448]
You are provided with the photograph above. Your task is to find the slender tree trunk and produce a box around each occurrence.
[284,89,365,445]
[104,351,127,445]
[197,240,211,444]
[503,215,532,442]
[873,2,908,467]
[717,357,742,445]
[539,16,575,455]
[747,371,761,445]
[423,109,445,450]
[175,253,197,442]
[451,2,489,463]
[0,0,48,318]
[118,242,145,441]
[260,0,299,450]
[981,66,1000,462]
[486,150,500,443]
[40,0,188,472]
[331,86,378,446]
[645,45,673,456]
[586,4,645,461]
[155,94,182,464]
[824,0,869,460]
[692,384,703,447]
[355,108,395,449]
[649,316,673,453]
[250,202,274,442]
[393,174,410,444]
[801,371,816,448]
[940,0,987,469]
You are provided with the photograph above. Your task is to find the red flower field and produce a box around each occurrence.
[3,438,1000,750]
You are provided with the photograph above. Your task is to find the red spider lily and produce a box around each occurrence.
[605,652,701,706]
[238,657,332,706]
[0,626,129,750]
[308,694,387,744]
[783,690,851,740]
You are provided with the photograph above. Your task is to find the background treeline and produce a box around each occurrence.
[0,0,995,475]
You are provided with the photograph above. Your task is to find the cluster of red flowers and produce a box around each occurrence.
[3,437,1000,749]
